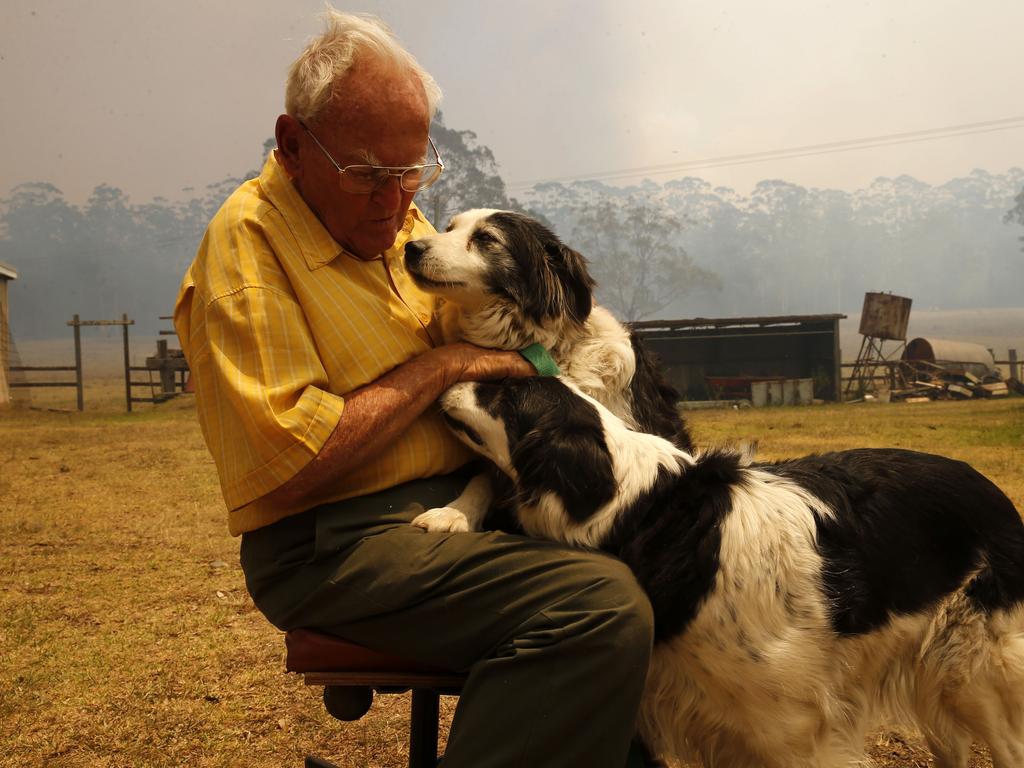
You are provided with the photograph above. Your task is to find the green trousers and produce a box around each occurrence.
[240,472,654,768]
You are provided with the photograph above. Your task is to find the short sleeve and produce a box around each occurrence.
[176,200,346,511]
[190,282,345,509]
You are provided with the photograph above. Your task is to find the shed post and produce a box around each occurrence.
[831,315,842,402]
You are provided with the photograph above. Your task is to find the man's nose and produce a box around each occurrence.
[371,174,404,207]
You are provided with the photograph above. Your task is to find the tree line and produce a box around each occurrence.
[1,113,1022,340]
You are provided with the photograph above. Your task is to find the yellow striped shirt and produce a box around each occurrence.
[174,152,470,535]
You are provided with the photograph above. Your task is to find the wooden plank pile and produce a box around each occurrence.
[890,361,1011,403]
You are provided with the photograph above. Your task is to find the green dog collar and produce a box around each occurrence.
[518,343,561,377]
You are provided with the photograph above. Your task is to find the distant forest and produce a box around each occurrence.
[2,115,1022,339]
[530,169,1024,321]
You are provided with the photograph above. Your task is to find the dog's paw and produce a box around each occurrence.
[411,507,471,533]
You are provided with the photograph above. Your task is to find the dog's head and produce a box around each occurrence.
[404,209,594,327]
[440,377,617,526]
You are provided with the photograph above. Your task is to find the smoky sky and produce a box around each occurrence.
[2,0,1022,205]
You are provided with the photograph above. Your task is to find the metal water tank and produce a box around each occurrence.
[858,292,912,341]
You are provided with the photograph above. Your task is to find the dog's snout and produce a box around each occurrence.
[404,239,427,266]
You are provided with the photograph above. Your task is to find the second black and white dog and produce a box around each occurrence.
[438,375,1024,768]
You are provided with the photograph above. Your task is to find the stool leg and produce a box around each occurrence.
[409,688,441,768]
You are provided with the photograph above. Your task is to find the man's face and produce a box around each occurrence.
[294,61,430,260]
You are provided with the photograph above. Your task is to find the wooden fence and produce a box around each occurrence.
[841,349,1020,395]
[8,313,193,412]
[8,314,135,411]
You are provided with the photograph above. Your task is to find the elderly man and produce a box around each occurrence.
[175,10,654,767]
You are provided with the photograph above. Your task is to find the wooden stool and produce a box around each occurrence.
[285,628,466,768]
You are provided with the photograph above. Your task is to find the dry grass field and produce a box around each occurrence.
[1,377,1021,768]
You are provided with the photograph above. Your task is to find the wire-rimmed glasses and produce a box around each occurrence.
[300,121,444,194]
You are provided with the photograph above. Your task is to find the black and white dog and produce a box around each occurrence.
[438,375,1024,768]
[404,208,690,532]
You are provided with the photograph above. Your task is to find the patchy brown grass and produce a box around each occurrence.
[689,397,1024,508]
[1,380,1020,767]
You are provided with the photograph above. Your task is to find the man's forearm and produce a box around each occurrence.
[259,344,532,511]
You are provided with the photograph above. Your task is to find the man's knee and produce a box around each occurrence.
[596,558,655,660]
[552,555,654,667]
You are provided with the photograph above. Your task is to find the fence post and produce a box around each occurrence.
[122,313,132,413]
[1010,349,1019,382]
[72,314,84,412]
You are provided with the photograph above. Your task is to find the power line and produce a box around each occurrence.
[504,115,1024,191]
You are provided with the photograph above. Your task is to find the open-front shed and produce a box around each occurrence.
[1,261,17,405]
[631,314,846,402]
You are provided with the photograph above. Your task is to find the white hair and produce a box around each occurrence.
[284,7,442,123]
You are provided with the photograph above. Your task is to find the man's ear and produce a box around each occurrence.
[274,114,303,179]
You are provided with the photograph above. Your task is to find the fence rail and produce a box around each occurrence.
[841,349,1019,382]
[8,364,81,404]
[10,365,76,372]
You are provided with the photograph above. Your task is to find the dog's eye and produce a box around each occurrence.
[472,230,498,247]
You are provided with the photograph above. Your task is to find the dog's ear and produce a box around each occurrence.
[490,212,595,326]
[512,417,616,523]
[544,241,594,325]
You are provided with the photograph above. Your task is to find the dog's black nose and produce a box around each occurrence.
[405,239,427,267]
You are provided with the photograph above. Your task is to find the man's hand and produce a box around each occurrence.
[425,342,536,390]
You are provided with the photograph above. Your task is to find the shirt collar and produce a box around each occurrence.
[260,150,424,271]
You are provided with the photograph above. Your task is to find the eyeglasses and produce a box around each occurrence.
[300,121,444,194]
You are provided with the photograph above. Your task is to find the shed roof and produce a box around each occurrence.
[0,261,17,281]
[630,313,846,331]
